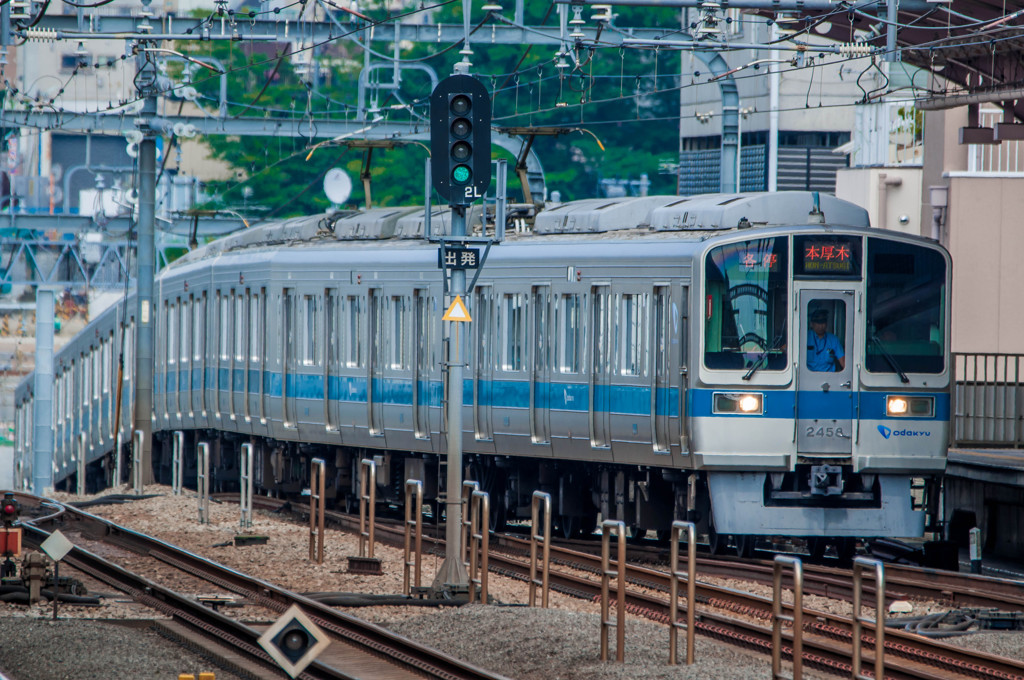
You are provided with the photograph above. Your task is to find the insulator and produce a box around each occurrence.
[23,28,58,42]
[838,43,872,57]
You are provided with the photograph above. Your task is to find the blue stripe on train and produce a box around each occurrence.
[154,370,948,421]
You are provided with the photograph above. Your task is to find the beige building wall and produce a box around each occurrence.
[835,166,923,235]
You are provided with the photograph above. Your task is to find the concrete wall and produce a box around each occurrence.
[835,166,924,235]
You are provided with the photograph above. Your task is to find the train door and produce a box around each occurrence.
[590,285,611,448]
[282,289,296,427]
[232,291,245,420]
[412,289,431,440]
[651,286,672,453]
[473,286,493,441]
[797,289,855,454]
[246,289,258,423]
[193,293,205,418]
[218,291,232,419]
[258,290,268,424]
[531,285,551,444]
[367,288,384,436]
[178,298,189,422]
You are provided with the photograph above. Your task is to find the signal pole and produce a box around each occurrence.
[429,69,491,596]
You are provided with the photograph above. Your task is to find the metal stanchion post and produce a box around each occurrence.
[404,479,424,597]
[348,458,382,574]
[668,520,696,665]
[77,433,86,495]
[600,520,626,662]
[771,555,804,679]
[171,431,184,495]
[309,458,325,564]
[852,556,886,680]
[132,429,144,495]
[469,489,490,604]
[197,441,210,524]
[239,442,254,529]
[529,491,552,608]
[970,527,982,574]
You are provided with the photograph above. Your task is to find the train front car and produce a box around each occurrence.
[694,210,950,555]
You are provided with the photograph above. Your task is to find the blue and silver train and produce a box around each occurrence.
[13,191,950,554]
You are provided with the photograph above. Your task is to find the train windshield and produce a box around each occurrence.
[865,238,947,374]
[704,237,788,370]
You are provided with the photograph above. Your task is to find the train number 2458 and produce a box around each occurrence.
[806,426,846,438]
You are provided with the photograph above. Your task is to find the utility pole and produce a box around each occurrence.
[133,27,158,486]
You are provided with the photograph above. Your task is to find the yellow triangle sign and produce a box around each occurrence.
[443,295,472,322]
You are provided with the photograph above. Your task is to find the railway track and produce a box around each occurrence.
[12,493,512,680]
[237,493,1024,680]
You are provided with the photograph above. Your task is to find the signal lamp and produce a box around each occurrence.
[430,74,492,205]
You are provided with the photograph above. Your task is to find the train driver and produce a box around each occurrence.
[807,308,845,372]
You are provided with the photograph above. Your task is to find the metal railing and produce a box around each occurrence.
[668,520,696,666]
[599,520,627,662]
[171,431,184,495]
[953,352,1024,448]
[132,429,144,495]
[461,480,479,570]
[403,479,424,596]
[771,555,804,680]
[852,557,886,680]
[196,441,210,524]
[529,491,552,608]
[239,442,254,530]
[468,489,490,604]
[358,458,376,559]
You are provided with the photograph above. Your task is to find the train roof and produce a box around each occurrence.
[177,192,872,265]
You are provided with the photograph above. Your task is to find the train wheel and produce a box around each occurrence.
[735,534,757,559]
[836,537,858,565]
[707,523,730,555]
[807,537,828,562]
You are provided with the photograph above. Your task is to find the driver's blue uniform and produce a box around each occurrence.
[807,330,844,372]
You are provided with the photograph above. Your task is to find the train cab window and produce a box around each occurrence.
[704,237,788,371]
[555,294,582,374]
[806,301,846,372]
[865,237,947,374]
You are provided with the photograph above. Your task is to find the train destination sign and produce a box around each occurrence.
[802,240,854,274]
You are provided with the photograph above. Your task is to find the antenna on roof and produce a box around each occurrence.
[808,191,825,224]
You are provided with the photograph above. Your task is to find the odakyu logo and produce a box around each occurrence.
[878,425,931,439]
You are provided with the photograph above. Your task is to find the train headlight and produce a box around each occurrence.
[713,392,763,415]
[886,395,934,417]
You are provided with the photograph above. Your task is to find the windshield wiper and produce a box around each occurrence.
[743,334,785,381]
[871,334,910,383]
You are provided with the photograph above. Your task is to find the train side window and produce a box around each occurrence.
[235,293,245,362]
[303,294,318,366]
[414,291,429,372]
[326,290,338,370]
[167,301,176,366]
[616,293,647,377]
[346,295,363,368]
[532,287,550,371]
[249,291,260,361]
[219,292,229,361]
[194,293,205,362]
[499,293,525,372]
[83,352,91,404]
[390,295,408,370]
[181,298,190,364]
[555,294,582,374]
[474,287,491,374]
[592,288,612,376]
[103,334,112,395]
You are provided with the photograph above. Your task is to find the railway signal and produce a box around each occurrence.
[257,604,331,678]
[1,492,20,527]
[430,74,491,206]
